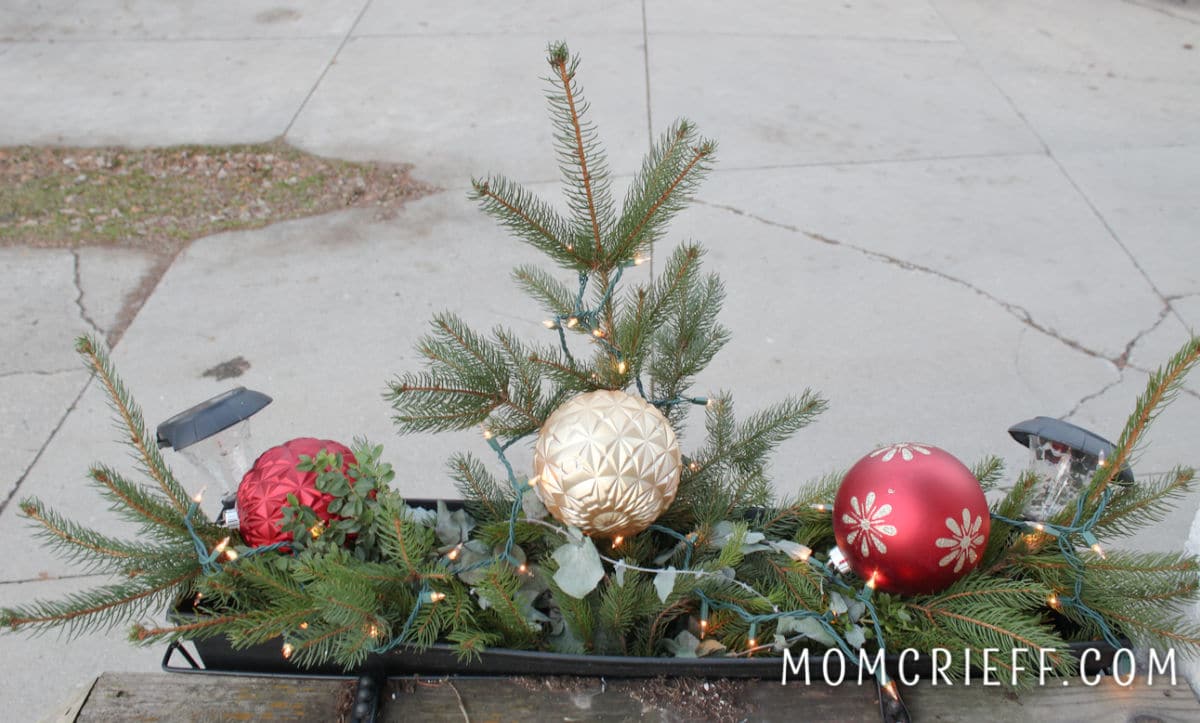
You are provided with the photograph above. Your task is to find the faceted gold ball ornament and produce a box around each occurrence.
[533,390,683,538]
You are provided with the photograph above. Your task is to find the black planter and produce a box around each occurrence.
[168,499,1125,680]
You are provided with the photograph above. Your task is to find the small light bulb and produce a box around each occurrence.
[224,548,238,561]
[866,572,878,590]
[518,563,529,575]
[617,360,628,374]
[309,523,323,539]
[592,328,605,338]
[1048,594,1059,608]
[543,319,558,329]
[282,643,294,659]
[191,487,206,504]
[566,317,579,329]
[299,622,309,630]
[612,535,624,547]
[448,546,461,561]
[369,624,380,638]
[688,461,700,472]
[634,254,649,266]
[1097,450,1108,468]
[430,591,447,603]
[482,427,494,440]
[1032,522,1045,533]
[1090,543,1106,559]
[566,243,574,251]
[215,536,230,553]
[883,681,899,700]
[748,638,757,649]
[705,398,715,409]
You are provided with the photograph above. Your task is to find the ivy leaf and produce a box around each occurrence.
[436,500,476,546]
[654,566,678,603]
[551,537,604,598]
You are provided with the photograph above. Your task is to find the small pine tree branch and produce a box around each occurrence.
[1,568,199,635]
[89,466,191,538]
[548,43,606,260]
[471,177,579,268]
[1084,336,1200,508]
[76,335,192,513]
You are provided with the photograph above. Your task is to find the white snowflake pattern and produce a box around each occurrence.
[934,508,985,573]
[868,443,933,463]
[842,491,897,557]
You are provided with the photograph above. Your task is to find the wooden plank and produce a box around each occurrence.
[75,672,1199,722]
[905,676,1199,723]
[77,673,348,722]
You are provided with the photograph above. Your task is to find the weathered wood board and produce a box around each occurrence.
[73,672,1198,722]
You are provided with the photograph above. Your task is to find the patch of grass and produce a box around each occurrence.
[0,142,435,252]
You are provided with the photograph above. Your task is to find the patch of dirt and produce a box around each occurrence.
[626,677,751,723]
[0,141,436,344]
[0,141,435,252]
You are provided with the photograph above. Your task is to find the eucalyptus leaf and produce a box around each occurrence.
[654,566,678,603]
[663,630,703,657]
[776,616,836,647]
[551,537,604,598]
[521,488,548,520]
[845,624,867,649]
[436,500,476,546]
[405,505,437,527]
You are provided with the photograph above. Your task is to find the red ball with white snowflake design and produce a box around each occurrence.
[832,443,989,596]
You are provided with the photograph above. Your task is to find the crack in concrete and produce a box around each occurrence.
[71,249,104,341]
[0,572,106,586]
[0,377,92,518]
[1063,371,1126,421]
[696,199,1192,418]
[1123,0,1200,25]
[0,368,79,379]
[698,199,1117,362]
[1115,302,1174,369]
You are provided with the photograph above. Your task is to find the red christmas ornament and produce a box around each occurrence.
[832,443,989,596]
[236,437,356,548]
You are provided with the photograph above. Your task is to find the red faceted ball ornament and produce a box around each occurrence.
[832,444,989,596]
[236,437,356,548]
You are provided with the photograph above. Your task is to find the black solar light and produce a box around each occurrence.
[1008,416,1134,521]
[156,387,272,501]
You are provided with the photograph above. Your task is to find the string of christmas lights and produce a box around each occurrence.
[991,487,1121,648]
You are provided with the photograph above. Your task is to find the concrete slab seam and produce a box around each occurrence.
[0,377,93,518]
[926,0,1188,335]
[281,0,375,138]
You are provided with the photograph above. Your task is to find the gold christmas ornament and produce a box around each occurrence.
[533,390,682,538]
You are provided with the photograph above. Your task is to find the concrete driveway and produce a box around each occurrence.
[2,1,1199,718]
